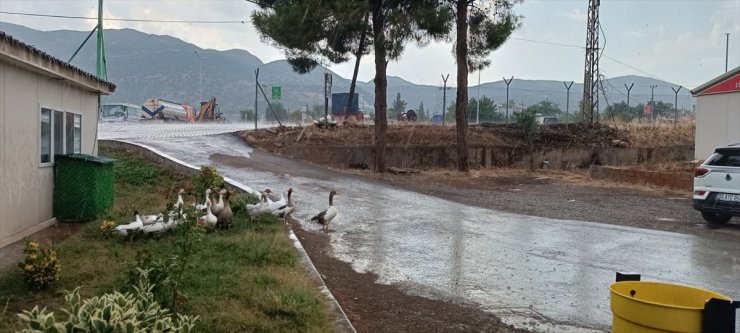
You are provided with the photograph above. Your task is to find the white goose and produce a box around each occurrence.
[273,188,295,225]
[311,190,338,232]
[115,211,147,236]
[198,201,218,230]
[175,188,185,210]
[140,217,175,234]
[247,192,271,216]
[263,188,287,213]
[195,188,212,211]
[211,188,226,216]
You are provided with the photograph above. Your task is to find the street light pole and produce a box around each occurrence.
[441,74,450,126]
[671,85,682,124]
[649,84,657,121]
[726,33,731,72]
[624,83,634,108]
[503,76,513,123]
[563,81,574,123]
[476,69,481,124]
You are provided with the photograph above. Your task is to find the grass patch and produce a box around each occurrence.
[0,146,331,333]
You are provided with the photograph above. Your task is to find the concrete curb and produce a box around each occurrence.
[99,139,356,333]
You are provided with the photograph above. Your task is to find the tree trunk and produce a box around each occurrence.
[372,2,388,173]
[454,0,469,172]
[346,12,370,118]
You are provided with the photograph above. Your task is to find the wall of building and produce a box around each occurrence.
[695,91,740,160]
[0,61,99,248]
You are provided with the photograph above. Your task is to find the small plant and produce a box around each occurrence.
[17,269,198,333]
[18,240,61,290]
[123,251,175,306]
[192,166,225,198]
[99,220,116,238]
[515,108,539,170]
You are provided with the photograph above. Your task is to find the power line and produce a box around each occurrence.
[509,37,583,49]
[0,10,247,24]
[509,35,673,85]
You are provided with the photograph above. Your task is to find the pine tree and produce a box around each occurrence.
[389,92,407,120]
[252,0,452,172]
[448,0,520,171]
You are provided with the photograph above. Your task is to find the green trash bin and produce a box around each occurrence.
[54,154,116,221]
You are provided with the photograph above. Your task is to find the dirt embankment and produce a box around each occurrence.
[242,123,638,150]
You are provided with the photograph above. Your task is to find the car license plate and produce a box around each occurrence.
[716,193,740,202]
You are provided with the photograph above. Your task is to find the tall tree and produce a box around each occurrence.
[389,92,408,120]
[447,0,520,171]
[525,100,562,116]
[252,0,452,172]
[417,102,428,121]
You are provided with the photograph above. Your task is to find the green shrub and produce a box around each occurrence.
[123,251,175,306]
[230,192,259,217]
[192,166,225,198]
[18,240,61,290]
[17,269,198,333]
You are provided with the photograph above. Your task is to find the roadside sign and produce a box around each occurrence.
[643,104,653,116]
[271,86,281,100]
[324,73,332,98]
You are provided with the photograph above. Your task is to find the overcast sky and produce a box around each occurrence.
[1,0,738,89]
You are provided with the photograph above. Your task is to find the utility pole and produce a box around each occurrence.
[441,74,450,125]
[563,81,574,123]
[503,76,513,123]
[726,33,731,72]
[324,73,332,122]
[671,85,682,124]
[624,83,634,108]
[649,84,657,121]
[582,0,601,125]
[476,69,481,124]
[254,69,259,130]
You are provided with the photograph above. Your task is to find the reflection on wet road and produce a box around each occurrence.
[123,133,740,332]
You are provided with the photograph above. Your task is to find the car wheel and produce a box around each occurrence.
[701,212,731,225]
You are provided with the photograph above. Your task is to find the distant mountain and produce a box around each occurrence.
[0,22,694,120]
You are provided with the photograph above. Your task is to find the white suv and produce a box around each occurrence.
[693,144,740,225]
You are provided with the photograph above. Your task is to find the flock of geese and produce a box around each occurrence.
[114,186,339,236]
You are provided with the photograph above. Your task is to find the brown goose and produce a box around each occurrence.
[311,190,338,232]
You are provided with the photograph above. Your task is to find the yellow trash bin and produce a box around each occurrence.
[610,281,732,333]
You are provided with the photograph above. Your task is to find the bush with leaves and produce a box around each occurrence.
[18,240,61,290]
[123,251,175,306]
[229,192,260,217]
[192,166,225,199]
[17,269,198,333]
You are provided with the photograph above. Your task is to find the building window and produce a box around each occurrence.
[54,111,64,158]
[74,114,82,153]
[40,108,83,165]
[66,113,81,154]
[40,108,51,163]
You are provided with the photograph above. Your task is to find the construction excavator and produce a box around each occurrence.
[196,96,219,121]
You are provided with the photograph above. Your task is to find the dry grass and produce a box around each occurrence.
[616,118,695,147]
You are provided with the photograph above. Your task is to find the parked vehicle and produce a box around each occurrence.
[693,143,740,225]
[398,109,417,122]
[141,99,190,121]
[536,115,558,125]
[100,103,142,122]
[431,114,444,124]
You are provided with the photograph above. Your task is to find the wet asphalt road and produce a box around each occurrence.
[116,130,739,333]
